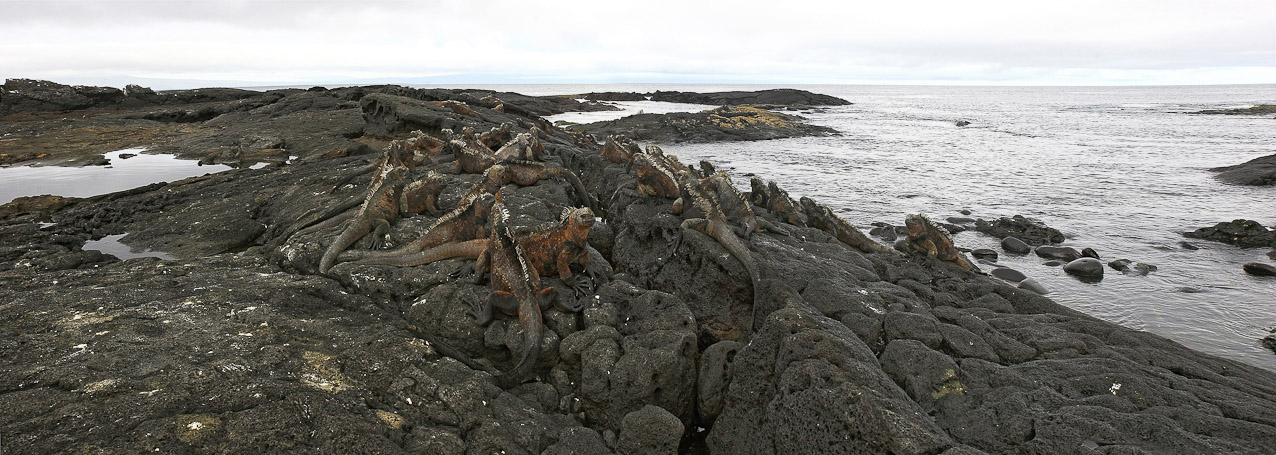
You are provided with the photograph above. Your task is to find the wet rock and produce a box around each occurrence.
[1270,249,1276,260]
[617,405,683,455]
[1042,260,1063,267]
[1263,331,1276,354]
[975,215,1065,245]
[572,106,838,143]
[1035,246,1082,262]
[1063,258,1104,279]
[959,209,972,215]
[971,249,997,261]
[1018,278,1049,294]
[1080,247,1100,259]
[955,120,971,127]
[947,216,976,224]
[1183,219,1275,249]
[1109,259,1157,276]
[990,267,1027,283]
[1180,241,1200,250]
[1001,236,1031,254]
[1243,262,1276,277]
[1210,153,1276,186]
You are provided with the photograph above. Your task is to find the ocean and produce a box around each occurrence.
[492,83,1276,369]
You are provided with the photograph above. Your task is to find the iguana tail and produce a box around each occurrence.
[550,167,601,215]
[351,239,488,268]
[328,161,378,194]
[710,221,763,331]
[494,296,542,389]
[319,219,372,274]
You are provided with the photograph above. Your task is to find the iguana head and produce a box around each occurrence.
[561,207,596,230]
[905,214,928,236]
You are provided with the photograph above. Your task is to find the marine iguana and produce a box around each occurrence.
[471,199,558,388]
[479,122,514,150]
[798,196,890,254]
[399,170,446,216]
[318,164,409,273]
[630,151,680,199]
[336,192,496,265]
[493,132,546,163]
[751,178,808,227]
[697,160,718,178]
[672,170,763,332]
[327,139,418,194]
[599,135,640,164]
[446,139,499,174]
[903,213,980,272]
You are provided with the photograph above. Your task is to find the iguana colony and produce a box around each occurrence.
[288,120,981,388]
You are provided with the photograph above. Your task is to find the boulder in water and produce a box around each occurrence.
[1001,236,1031,254]
[971,248,998,261]
[976,215,1065,245]
[1243,262,1276,277]
[1081,247,1100,259]
[1064,258,1104,279]
[1036,246,1081,261]
[1183,219,1275,249]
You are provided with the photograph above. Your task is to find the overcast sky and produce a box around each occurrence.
[2,0,1273,89]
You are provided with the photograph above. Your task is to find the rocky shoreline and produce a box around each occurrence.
[3,80,1276,454]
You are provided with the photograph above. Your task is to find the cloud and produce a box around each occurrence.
[1,0,1272,87]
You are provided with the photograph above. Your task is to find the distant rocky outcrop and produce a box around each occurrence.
[1193,105,1276,116]
[1210,153,1276,186]
[572,106,837,143]
[650,88,851,106]
[0,78,263,117]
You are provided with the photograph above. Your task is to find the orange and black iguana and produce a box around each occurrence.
[470,199,558,388]
[798,196,891,255]
[319,165,409,273]
[418,206,601,297]
[671,170,763,332]
[675,170,788,239]
[599,135,640,164]
[903,213,980,272]
[335,192,496,266]
[399,170,446,216]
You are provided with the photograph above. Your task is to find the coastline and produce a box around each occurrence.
[2,80,1276,453]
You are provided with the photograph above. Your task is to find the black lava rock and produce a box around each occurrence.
[1183,219,1275,249]
[976,215,1065,245]
[1081,247,1100,259]
[1210,153,1276,186]
[971,249,998,261]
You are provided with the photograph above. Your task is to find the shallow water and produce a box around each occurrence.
[0,148,233,204]
[82,233,176,261]
[475,83,1276,369]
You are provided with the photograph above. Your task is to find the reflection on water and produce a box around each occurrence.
[83,233,175,261]
[0,148,234,204]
